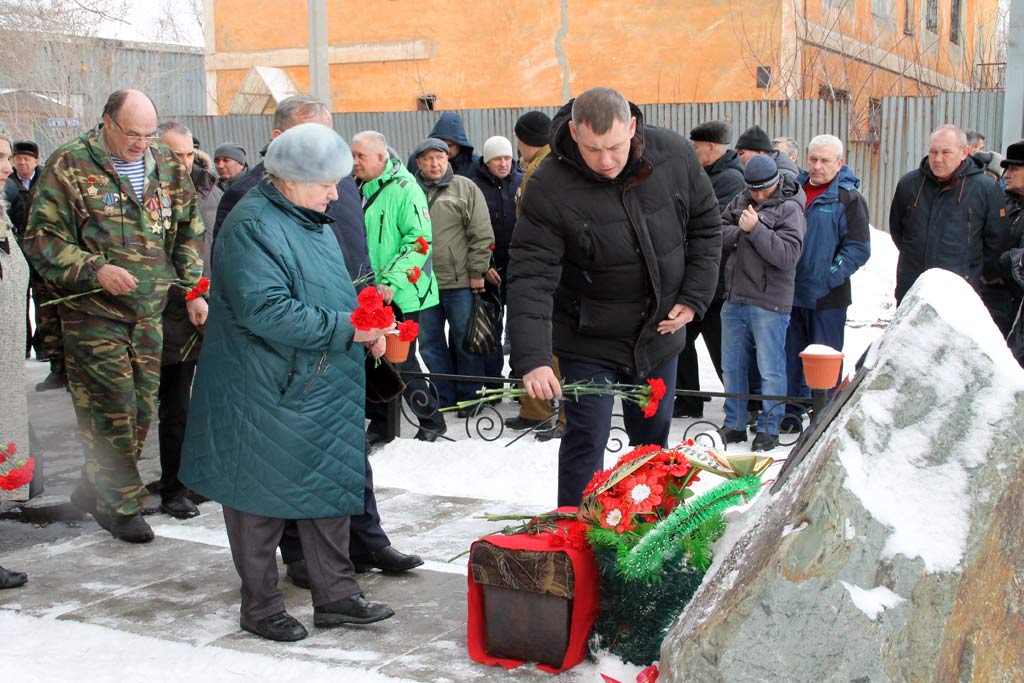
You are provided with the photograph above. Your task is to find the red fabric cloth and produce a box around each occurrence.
[466,506,599,674]
[803,181,829,207]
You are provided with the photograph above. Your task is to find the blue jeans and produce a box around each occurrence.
[417,288,488,406]
[721,302,790,435]
[557,356,677,507]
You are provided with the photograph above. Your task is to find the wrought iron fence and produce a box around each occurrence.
[380,372,823,454]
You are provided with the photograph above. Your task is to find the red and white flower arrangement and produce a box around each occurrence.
[0,442,35,492]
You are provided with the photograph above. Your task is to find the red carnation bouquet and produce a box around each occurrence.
[0,442,35,492]
[185,276,210,301]
[350,287,395,331]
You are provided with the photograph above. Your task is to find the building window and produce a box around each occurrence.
[756,66,772,89]
[416,94,436,111]
[868,98,883,144]
[950,0,962,44]
[925,0,938,32]
[904,0,915,34]
[818,84,850,101]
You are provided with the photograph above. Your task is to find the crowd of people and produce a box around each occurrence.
[1,86,1023,641]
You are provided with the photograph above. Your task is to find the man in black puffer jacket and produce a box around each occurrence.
[508,87,721,507]
[889,124,1009,314]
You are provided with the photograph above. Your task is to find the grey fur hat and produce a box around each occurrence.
[264,123,353,182]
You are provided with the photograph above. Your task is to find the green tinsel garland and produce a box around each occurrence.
[586,475,762,583]
[591,512,725,665]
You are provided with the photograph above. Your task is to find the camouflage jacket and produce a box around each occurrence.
[21,125,204,322]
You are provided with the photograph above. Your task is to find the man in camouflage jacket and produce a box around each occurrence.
[21,90,205,543]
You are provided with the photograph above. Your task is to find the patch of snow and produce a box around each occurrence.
[844,518,856,540]
[151,523,230,548]
[801,344,841,355]
[839,581,905,621]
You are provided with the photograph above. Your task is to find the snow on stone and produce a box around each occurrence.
[838,269,1024,572]
[839,581,905,621]
[847,226,897,326]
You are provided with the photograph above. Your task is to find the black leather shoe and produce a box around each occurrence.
[241,611,308,641]
[314,593,395,627]
[534,425,564,442]
[747,410,760,427]
[0,565,28,589]
[352,545,424,573]
[717,426,748,444]
[414,424,447,442]
[286,560,311,589]
[70,482,98,516]
[504,416,545,430]
[160,496,200,519]
[673,401,704,419]
[96,512,155,543]
[751,432,780,452]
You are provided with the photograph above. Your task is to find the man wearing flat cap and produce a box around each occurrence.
[214,142,248,192]
[412,137,494,415]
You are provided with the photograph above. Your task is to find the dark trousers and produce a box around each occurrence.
[675,298,723,414]
[222,506,361,623]
[157,360,196,500]
[557,355,677,507]
[278,447,388,564]
[785,305,847,413]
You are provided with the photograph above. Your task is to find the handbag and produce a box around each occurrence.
[462,290,502,355]
[365,355,406,404]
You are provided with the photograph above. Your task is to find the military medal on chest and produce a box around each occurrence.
[86,175,99,197]
[147,195,163,234]
[102,191,118,216]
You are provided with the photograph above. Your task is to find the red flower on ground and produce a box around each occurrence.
[184,276,211,301]
[598,497,636,534]
[414,236,430,255]
[396,320,419,342]
[0,457,35,491]
[407,266,422,283]
[546,532,566,548]
[566,522,590,551]
[615,444,663,467]
[617,471,664,513]
[583,466,614,496]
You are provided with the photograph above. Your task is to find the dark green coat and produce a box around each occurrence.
[180,180,366,519]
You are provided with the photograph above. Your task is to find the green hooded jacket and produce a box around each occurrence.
[21,125,204,322]
[360,158,439,314]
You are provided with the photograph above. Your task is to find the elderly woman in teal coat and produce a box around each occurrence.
[180,124,394,643]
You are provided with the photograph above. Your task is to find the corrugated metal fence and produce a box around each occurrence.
[177,92,1005,233]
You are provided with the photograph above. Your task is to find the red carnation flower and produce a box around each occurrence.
[396,320,419,342]
[566,522,590,551]
[407,266,422,284]
[185,276,211,301]
[646,377,666,401]
[414,236,430,255]
[546,532,566,548]
[6,443,17,456]
[489,244,496,251]
[0,457,35,491]
[357,287,384,310]
[350,308,373,331]
[371,305,395,329]
[642,397,660,418]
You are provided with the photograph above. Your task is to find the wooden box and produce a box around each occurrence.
[470,540,574,668]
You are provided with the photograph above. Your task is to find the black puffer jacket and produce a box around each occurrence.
[721,175,806,314]
[508,101,721,376]
[705,149,746,213]
[889,156,1009,303]
[470,159,523,286]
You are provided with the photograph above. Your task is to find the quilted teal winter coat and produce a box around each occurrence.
[180,179,366,519]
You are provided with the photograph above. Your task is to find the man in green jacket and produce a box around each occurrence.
[22,89,205,543]
[412,138,494,414]
[351,131,445,443]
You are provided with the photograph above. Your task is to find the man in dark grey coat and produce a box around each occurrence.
[719,155,806,452]
[508,87,721,506]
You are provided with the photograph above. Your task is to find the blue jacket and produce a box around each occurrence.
[793,165,871,310]
[180,180,366,519]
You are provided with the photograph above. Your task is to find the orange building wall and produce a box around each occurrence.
[209,0,998,114]
[211,0,783,113]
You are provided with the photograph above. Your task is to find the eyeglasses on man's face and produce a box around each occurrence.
[111,118,158,144]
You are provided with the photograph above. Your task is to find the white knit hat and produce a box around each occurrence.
[482,136,514,163]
